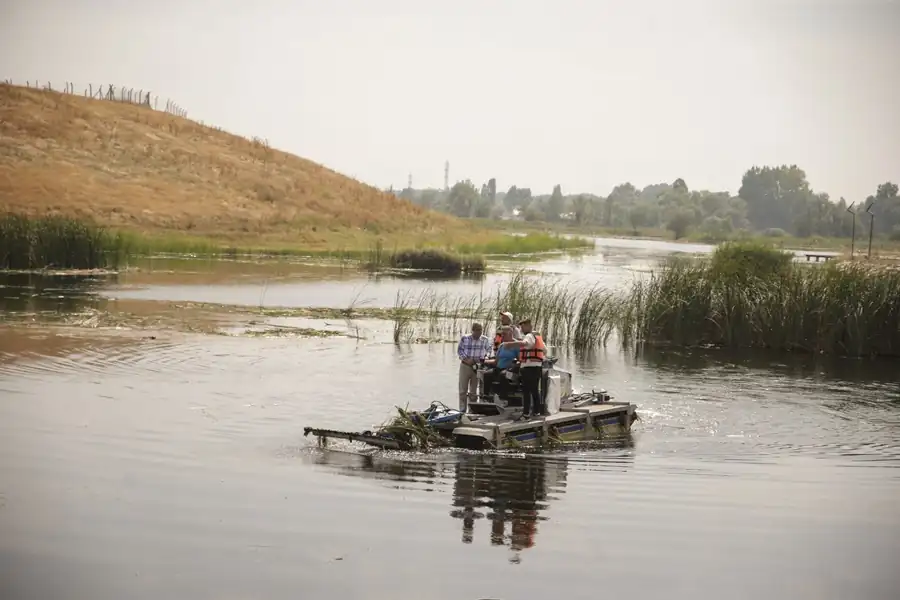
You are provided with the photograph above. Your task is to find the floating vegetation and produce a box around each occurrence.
[239,326,347,338]
[364,242,485,275]
[377,405,453,451]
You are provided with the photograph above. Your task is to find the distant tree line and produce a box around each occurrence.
[391,166,900,241]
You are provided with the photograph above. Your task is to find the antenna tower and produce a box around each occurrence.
[444,161,449,191]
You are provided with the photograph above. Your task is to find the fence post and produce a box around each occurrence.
[866,201,876,259]
[846,202,856,259]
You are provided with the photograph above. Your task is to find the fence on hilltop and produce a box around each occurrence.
[2,78,188,119]
[2,78,273,152]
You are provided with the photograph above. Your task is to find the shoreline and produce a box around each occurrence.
[0,213,595,274]
[476,218,900,256]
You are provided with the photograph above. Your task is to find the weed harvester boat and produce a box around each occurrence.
[303,356,639,451]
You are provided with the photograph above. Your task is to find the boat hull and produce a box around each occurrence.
[443,402,636,450]
[303,393,638,453]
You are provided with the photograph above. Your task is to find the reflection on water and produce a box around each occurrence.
[306,436,636,563]
[0,272,115,314]
[451,455,555,560]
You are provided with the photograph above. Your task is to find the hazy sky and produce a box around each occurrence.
[2,0,898,201]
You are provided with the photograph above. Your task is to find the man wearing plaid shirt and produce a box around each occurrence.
[457,322,492,412]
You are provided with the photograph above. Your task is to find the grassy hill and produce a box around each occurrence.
[0,83,466,250]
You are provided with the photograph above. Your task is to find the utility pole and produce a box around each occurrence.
[408,173,412,190]
[866,200,876,259]
[444,161,449,192]
[846,202,856,259]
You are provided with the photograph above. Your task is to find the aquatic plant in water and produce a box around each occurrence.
[0,214,129,270]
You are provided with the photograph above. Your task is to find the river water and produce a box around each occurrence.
[0,237,898,600]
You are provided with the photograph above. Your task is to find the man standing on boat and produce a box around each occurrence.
[457,322,492,412]
[517,317,546,417]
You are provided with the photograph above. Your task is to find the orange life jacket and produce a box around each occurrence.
[519,332,546,363]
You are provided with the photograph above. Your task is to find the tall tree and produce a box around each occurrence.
[739,165,811,232]
[869,182,900,236]
[446,180,480,218]
[547,184,565,221]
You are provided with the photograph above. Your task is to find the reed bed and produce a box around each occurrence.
[366,243,485,275]
[0,214,129,270]
[389,271,620,349]
[622,243,900,357]
[390,242,900,358]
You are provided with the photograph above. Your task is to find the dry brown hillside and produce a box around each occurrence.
[0,84,464,248]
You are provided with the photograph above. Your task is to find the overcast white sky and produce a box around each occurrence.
[2,0,898,200]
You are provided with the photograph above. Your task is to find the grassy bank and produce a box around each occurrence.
[387,242,900,357]
[686,230,900,255]
[472,218,670,241]
[0,214,591,273]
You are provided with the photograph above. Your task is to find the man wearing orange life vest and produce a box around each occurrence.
[517,317,546,417]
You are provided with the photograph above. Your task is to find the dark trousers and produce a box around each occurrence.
[483,369,508,400]
[520,366,542,414]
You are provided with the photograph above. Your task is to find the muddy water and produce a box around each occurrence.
[1,238,899,600]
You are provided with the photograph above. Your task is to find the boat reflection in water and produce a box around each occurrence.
[306,435,635,563]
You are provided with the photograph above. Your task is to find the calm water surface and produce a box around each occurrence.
[0,238,898,600]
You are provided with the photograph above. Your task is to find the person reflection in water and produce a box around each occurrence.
[450,454,558,563]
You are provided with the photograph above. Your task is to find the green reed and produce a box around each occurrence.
[389,242,900,358]
[387,270,620,350]
[621,243,900,357]
[0,213,130,270]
